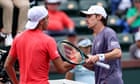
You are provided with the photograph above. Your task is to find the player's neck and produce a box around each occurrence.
[37,24,45,31]
[93,23,105,35]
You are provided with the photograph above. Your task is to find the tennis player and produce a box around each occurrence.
[80,5,124,84]
[4,6,74,84]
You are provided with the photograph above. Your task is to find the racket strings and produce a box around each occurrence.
[60,43,83,64]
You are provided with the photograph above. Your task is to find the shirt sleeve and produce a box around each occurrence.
[106,30,121,51]
[9,38,17,58]
[47,38,60,60]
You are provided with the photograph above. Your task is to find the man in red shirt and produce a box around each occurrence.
[44,0,75,36]
[4,6,74,84]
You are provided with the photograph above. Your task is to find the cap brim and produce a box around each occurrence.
[25,21,39,30]
[80,11,94,17]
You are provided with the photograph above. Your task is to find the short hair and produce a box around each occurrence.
[95,14,107,26]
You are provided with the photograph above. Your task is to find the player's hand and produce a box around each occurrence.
[85,54,99,64]
[69,52,81,63]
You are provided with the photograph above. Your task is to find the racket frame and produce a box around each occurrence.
[58,40,87,65]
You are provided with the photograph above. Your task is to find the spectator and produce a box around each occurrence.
[4,6,74,84]
[65,38,95,84]
[44,0,75,36]
[65,31,77,45]
[109,0,132,33]
[110,0,121,15]
[126,0,140,33]
[117,0,132,16]
[0,0,30,46]
[115,18,130,33]
[129,32,140,59]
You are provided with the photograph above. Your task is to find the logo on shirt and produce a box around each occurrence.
[111,41,119,46]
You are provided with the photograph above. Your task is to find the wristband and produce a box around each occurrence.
[98,54,105,61]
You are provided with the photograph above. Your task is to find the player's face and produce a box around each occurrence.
[86,14,98,29]
[42,16,49,30]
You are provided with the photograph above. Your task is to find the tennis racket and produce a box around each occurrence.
[57,40,110,69]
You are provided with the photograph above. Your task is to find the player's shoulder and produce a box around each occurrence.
[14,31,26,40]
[43,34,56,42]
[104,27,116,34]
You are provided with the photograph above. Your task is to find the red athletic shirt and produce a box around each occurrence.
[9,29,60,84]
[47,10,74,31]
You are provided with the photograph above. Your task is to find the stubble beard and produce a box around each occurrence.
[88,24,95,31]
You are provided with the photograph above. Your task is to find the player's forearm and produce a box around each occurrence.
[65,72,73,80]
[53,57,73,73]
[83,63,94,71]
[104,48,122,60]
[5,66,18,84]
[63,62,74,72]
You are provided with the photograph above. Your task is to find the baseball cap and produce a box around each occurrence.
[135,32,140,41]
[25,6,48,30]
[78,39,92,47]
[46,0,61,4]
[80,5,107,18]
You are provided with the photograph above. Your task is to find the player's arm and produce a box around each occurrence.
[65,71,74,80]
[83,63,94,71]
[48,38,74,73]
[104,48,122,60]
[86,31,122,64]
[4,55,19,84]
[86,48,122,64]
[52,57,74,73]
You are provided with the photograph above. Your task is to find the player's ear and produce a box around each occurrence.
[97,15,102,20]
[39,18,45,25]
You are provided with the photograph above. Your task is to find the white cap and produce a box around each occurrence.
[46,0,61,3]
[78,39,92,47]
[135,32,140,41]
[25,6,48,30]
[80,5,107,18]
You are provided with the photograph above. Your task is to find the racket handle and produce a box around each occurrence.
[95,61,110,69]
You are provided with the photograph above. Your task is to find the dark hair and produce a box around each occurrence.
[95,14,107,26]
[101,16,107,26]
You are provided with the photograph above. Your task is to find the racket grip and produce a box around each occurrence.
[95,61,110,69]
